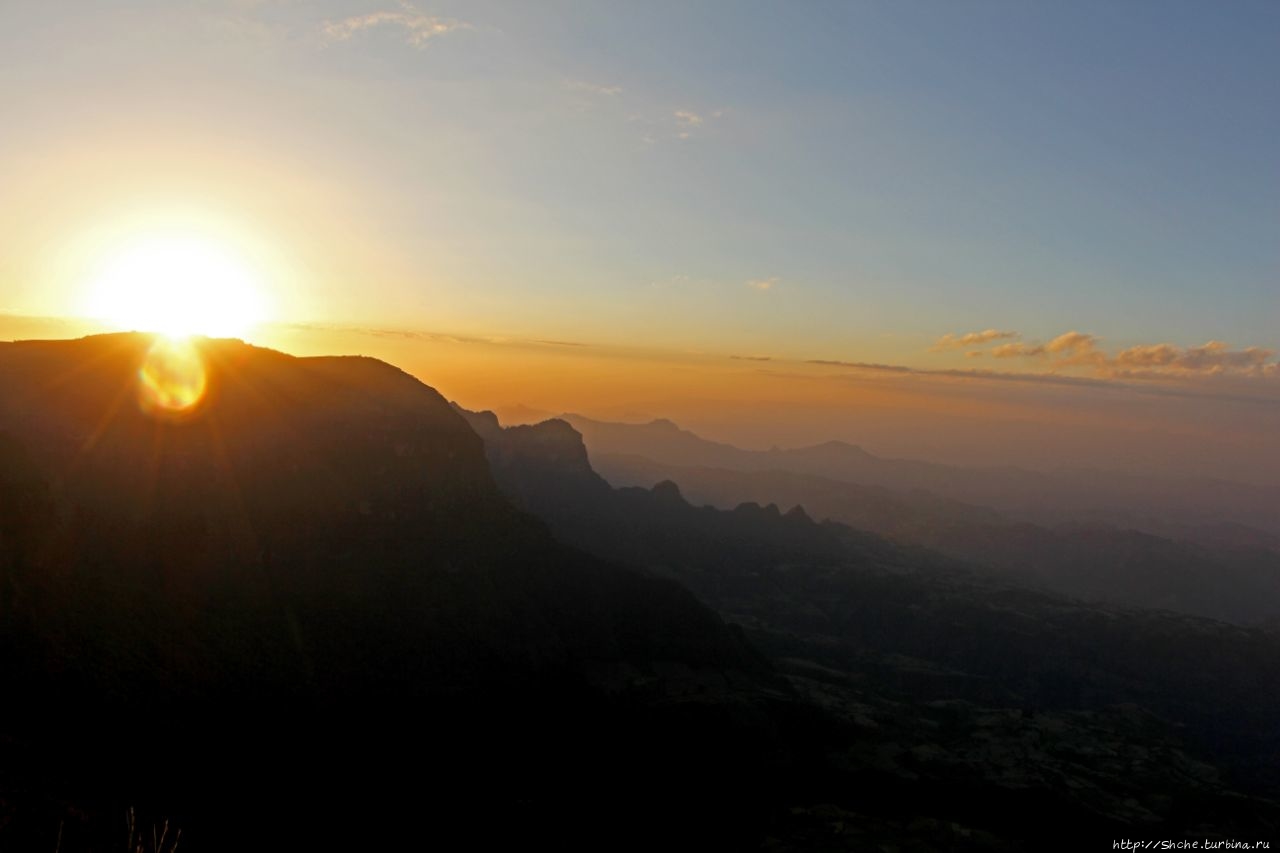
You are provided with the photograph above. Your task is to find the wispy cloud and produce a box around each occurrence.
[272,320,1278,405]
[564,79,623,96]
[808,359,913,374]
[968,329,1276,379]
[320,2,470,49]
[580,102,728,145]
[1045,330,1099,355]
[649,274,692,289]
[747,277,779,292]
[991,331,1101,362]
[672,109,715,140]
[991,341,1043,358]
[1115,340,1276,375]
[533,339,587,348]
[636,107,728,142]
[930,328,1018,351]
[274,321,591,351]
[1114,343,1181,368]
[1046,331,1107,368]
[800,357,1280,404]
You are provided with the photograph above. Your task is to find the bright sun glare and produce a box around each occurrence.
[84,236,268,339]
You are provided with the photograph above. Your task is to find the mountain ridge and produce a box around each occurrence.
[0,334,801,850]
[561,412,1280,541]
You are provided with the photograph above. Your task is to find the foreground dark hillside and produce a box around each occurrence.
[0,335,801,851]
[461,407,1280,845]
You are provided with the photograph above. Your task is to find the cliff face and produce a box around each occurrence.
[456,406,609,502]
[454,405,871,584]
[0,335,790,850]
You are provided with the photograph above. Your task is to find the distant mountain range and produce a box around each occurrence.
[458,406,1280,843]
[593,452,1280,624]
[562,413,1280,543]
[547,414,1280,624]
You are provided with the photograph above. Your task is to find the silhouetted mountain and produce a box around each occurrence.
[457,407,897,579]
[595,452,1003,534]
[562,414,1280,540]
[0,335,800,851]
[460,409,1280,843]
[593,454,1280,624]
[5,340,1279,850]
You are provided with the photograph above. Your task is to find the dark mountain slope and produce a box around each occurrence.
[460,409,1280,843]
[0,335,795,851]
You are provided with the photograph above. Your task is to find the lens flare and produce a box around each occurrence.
[138,337,208,416]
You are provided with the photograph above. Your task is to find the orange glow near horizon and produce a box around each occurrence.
[138,337,208,416]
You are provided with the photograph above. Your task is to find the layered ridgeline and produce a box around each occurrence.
[563,414,1280,547]
[0,335,798,851]
[560,415,1280,625]
[458,407,1280,845]
[4,335,1279,850]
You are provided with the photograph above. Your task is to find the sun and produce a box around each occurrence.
[84,235,269,339]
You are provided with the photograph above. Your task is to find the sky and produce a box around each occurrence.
[1,1,1278,477]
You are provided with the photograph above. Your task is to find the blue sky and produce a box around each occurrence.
[1,0,1276,368]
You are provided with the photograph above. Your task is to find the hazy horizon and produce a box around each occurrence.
[5,312,1277,486]
[3,1,1277,488]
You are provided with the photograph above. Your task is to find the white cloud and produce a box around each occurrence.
[1116,340,1276,376]
[564,80,623,96]
[320,3,470,49]
[747,277,778,292]
[650,274,691,289]
[625,106,726,144]
[959,329,1277,379]
[1045,330,1099,355]
[991,342,1043,358]
[930,328,1018,351]
[991,331,1100,363]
